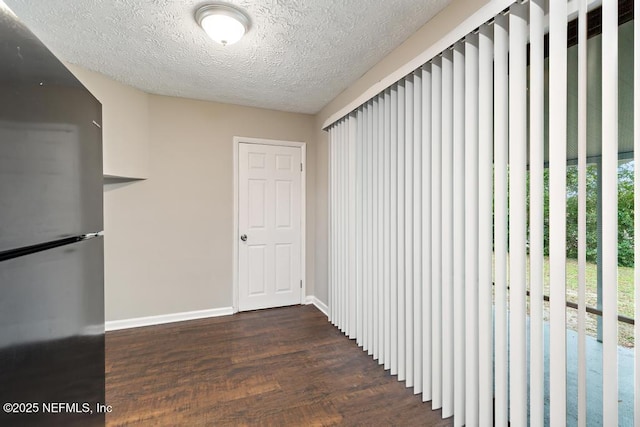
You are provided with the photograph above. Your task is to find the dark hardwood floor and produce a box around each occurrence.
[105,305,452,426]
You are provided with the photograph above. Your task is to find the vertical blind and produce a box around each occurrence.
[328,0,636,425]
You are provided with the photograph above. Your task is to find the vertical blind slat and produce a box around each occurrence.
[549,0,568,424]
[329,126,335,324]
[356,109,364,345]
[342,119,348,334]
[336,120,341,329]
[384,89,392,371]
[338,121,342,329]
[378,99,385,365]
[377,99,383,354]
[431,56,443,410]
[477,23,494,427]
[373,98,380,359]
[397,82,407,379]
[413,71,423,393]
[348,114,357,339]
[338,120,344,331]
[390,86,399,376]
[529,0,544,427]
[601,0,619,424]
[338,120,344,332]
[366,104,372,350]
[529,1,545,426]
[405,76,415,387]
[367,101,374,352]
[333,124,342,328]
[508,4,528,425]
[378,97,384,358]
[363,104,370,350]
[576,0,587,425]
[332,123,337,326]
[441,49,455,418]
[345,117,350,335]
[452,41,466,427]
[493,13,509,427]
[421,66,433,402]
[372,98,379,356]
[337,121,341,330]
[353,117,358,335]
[465,32,479,427]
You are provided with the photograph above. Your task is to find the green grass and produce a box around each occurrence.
[560,258,635,347]
[493,254,636,347]
[559,258,634,318]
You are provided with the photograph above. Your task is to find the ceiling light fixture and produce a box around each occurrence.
[195,3,250,46]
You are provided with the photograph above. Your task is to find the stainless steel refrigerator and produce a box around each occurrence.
[0,5,105,426]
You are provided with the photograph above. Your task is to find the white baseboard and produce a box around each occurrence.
[106,306,234,331]
[305,295,328,317]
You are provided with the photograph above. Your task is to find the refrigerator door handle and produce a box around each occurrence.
[0,236,83,262]
[82,231,104,240]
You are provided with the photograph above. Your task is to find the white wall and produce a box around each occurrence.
[67,64,149,179]
[69,66,316,321]
[107,95,315,320]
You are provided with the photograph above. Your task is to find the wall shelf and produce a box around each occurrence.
[103,175,146,184]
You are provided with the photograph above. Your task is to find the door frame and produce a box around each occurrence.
[232,136,307,313]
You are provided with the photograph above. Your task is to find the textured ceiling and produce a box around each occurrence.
[2,0,451,114]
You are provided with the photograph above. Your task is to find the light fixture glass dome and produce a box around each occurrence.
[196,4,250,46]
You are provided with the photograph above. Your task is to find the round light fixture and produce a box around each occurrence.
[195,4,250,46]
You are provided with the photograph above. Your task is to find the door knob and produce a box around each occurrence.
[240,234,247,242]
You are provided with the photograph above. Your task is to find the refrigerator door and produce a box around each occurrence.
[0,236,105,426]
[0,8,103,252]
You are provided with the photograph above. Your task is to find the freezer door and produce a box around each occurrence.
[0,9,103,252]
[0,237,105,426]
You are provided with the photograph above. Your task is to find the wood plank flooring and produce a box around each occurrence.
[105,305,452,426]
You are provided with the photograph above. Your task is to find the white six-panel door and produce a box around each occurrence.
[238,142,302,311]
